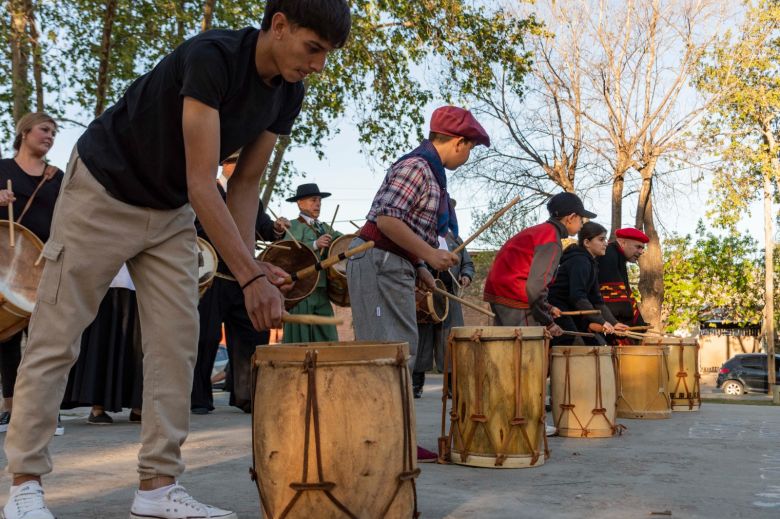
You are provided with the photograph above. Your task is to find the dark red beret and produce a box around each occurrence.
[430,106,490,147]
[616,227,649,243]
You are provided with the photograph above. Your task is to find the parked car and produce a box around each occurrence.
[716,353,780,395]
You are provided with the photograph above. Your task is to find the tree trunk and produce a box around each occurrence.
[201,0,217,32]
[23,0,43,111]
[261,136,291,208]
[636,184,664,330]
[636,157,664,331]
[610,172,625,240]
[94,0,118,117]
[8,0,32,123]
[764,167,777,391]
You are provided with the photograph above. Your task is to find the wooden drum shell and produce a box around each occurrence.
[644,337,701,412]
[444,326,548,468]
[0,221,44,341]
[325,234,355,307]
[259,240,319,310]
[252,342,418,519]
[551,346,620,438]
[615,345,672,419]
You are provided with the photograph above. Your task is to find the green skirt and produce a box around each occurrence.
[282,288,339,343]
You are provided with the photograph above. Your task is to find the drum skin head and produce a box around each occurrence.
[0,221,44,313]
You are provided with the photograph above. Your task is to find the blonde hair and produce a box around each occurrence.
[14,112,57,152]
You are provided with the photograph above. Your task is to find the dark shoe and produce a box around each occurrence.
[87,411,114,425]
[129,410,142,423]
[0,410,10,433]
[417,445,438,463]
[191,407,211,415]
[413,386,423,399]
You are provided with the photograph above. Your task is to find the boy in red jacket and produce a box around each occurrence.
[483,192,596,336]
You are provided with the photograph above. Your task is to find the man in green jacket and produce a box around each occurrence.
[283,183,342,342]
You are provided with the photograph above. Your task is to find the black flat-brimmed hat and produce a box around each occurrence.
[286,183,332,202]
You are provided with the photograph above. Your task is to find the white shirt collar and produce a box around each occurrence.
[299,212,317,225]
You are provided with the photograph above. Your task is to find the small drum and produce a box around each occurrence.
[442,326,548,468]
[326,233,355,307]
[0,221,44,341]
[615,345,671,419]
[196,237,218,298]
[644,337,701,411]
[415,278,449,324]
[551,346,622,438]
[252,342,419,519]
[259,239,318,310]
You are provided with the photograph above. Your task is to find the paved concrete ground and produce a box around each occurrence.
[1,374,778,518]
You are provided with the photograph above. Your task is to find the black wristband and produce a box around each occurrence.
[240,272,266,290]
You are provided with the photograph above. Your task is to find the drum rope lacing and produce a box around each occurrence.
[553,348,625,437]
[252,349,420,519]
[445,329,547,467]
[670,344,701,410]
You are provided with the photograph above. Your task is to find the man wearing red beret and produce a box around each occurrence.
[596,227,649,332]
[347,105,489,462]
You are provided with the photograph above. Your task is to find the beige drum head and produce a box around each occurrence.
[260,239,318,309]
[0,221,44,315]
[328,234,355,277]
[196,237,218,291]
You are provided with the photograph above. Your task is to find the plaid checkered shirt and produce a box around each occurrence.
[366,157,441,247]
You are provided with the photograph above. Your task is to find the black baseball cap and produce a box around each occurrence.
[547,192,597,219]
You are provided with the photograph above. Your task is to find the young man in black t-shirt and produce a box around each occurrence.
[3,2,351,518]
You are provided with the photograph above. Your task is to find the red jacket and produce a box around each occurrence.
[483,219,567,325]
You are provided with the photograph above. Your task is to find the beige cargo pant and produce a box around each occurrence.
[4,148,199,480]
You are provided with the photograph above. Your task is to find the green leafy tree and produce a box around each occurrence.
[662,223,763,332]
[695,0,780,388]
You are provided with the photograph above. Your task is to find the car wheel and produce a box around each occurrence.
[721,380,744,396]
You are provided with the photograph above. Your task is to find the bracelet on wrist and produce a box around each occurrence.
[241,272,267,290]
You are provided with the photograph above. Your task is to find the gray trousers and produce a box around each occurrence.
[491,303,543,327]
[346,240,417,369]
[414,299,465,374]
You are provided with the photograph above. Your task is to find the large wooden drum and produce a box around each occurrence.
[644,337,701,411]
[415,278,449,324]
[551,346,622,438]
[326,234,355,307]
[0,221,44,341]
[252,342,419,519]
[259,239,318,310]
[442,326,548,468]
[615,345,671,419]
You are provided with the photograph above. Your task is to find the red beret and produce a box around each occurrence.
[430,106,490,147]
[616,227,649,243]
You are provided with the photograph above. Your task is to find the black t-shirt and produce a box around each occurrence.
[77,28,304,209]
[195,181,278,274]
[0,159,63,242]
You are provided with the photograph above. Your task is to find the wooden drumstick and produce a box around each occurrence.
[256,241,292,251]
[350,220,361,230]
[626,325,651,331]
[7,180,14,247]
[452,195,521,255]
[559,309,602,316]
[267,207,302,249]
[282,314,344,326]
[431,286,495,318]
[283,240,375,283]
[328,204,340,231]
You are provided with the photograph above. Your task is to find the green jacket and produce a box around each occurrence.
[288,215,343,288]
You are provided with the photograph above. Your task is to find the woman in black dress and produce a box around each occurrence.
[548,222,629,345]
[0,113,64,434]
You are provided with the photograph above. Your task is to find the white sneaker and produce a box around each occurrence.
[129,483,236,519]
[1,481,55,519]
[545,425,558,437]
[53,416,64,437]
